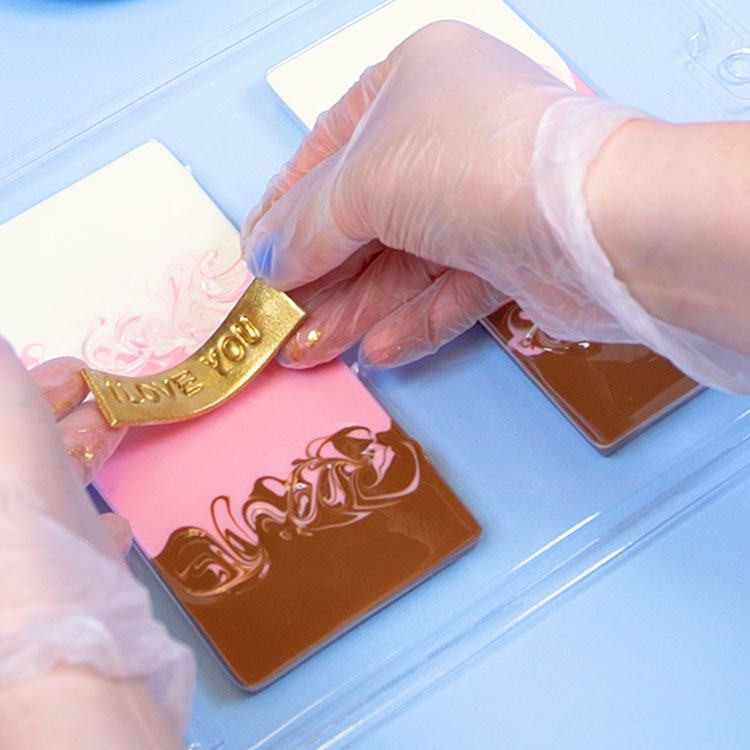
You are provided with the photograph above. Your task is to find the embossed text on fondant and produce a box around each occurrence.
[199,314,262,376]
[105,368,204,405]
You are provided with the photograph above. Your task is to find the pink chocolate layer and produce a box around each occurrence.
[96,360,390,557]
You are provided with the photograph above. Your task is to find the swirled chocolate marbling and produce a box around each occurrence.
[485,302,702,453]
[153,422,480,689]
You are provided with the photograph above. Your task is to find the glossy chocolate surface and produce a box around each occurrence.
[485,302,701,453]
[153,422,480,688]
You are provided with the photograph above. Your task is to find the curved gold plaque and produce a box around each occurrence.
[81,279,305,427]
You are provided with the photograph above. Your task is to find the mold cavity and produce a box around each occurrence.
[685,19,709,59]
[720,48,750,83]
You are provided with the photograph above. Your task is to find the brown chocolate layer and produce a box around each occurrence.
[485,302,701,452]
[153,422,480,689]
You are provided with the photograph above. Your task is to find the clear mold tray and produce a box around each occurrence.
[2,1,749,748]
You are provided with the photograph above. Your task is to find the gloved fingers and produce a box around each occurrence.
[280,246,445,368]
[27,356,128,484]
[241,58,392,246]
[0,339,69,481]
[243,22,550,291]
[0,346,194,734]
[511,278,631,343]
[358,269,507,368]
[99,512,134,557]
[28,356,89,419]
[58,402,128,487]
[245,149,376,290]
[0,342,123,560]
[289,239,386,309]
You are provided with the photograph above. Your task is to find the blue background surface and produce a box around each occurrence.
[3,1,750,748]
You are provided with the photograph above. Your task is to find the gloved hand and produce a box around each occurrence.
[0,340,195,736]
[26,356,132,551]
[244,20,750,392]
[241,20,643,369]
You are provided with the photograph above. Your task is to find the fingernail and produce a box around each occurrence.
[357,348,377,372]
[359,342,410,370]
[277,340,310,369]
[28,360,88,414]
[247,233,278,279]
[31,362,78,390]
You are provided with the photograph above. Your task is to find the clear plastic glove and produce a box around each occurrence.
[0,341,195,736]
[241,20,640,368]
[242,20,750,393]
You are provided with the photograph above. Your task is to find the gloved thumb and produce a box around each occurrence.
[245,150,372,291]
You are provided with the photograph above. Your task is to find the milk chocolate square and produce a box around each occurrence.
[151,421,480,689]
[484,302,702,454]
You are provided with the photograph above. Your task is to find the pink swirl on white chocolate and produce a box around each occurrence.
[19,343,45,368]
[81,250,250,377]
